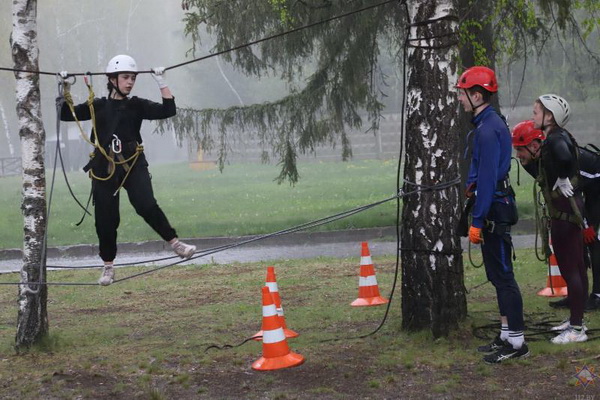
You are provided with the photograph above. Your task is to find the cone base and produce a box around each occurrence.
[351,296,389,307]
[537,287,568,297]
[252,351,305,371]
[252,328,299,341]
[283,328,299,338]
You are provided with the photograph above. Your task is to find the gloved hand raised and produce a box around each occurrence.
[552,177,574,197]
[151,67,168,89]
[469,225,483,244]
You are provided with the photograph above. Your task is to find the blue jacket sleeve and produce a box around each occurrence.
[471,127,500,228]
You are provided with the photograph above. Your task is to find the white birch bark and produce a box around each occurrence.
[401,0,466,337]
[12,0,49,349]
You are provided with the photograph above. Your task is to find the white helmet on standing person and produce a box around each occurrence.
[538,94,571,127]
[105,54,138,75]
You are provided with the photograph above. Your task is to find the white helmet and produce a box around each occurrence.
[105,54,138,74]
[539,94,571,127]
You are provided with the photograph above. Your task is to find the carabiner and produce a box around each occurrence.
[111,134,122,154]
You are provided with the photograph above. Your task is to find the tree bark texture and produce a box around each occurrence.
[11,0,49,349]
[401,0,467,337]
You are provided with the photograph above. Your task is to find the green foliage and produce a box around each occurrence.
[269,0,294,26]
[179,1,403,183]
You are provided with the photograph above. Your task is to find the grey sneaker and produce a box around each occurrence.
[172,240,196,259]
[98,265,115,286]
[551,327,588,344]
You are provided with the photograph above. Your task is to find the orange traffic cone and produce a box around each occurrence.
[253,266,299,340]
[252,286,305,371]
[537,241,568,297]
[351,242,389,307]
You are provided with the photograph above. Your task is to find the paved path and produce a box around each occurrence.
[0,227,538,274]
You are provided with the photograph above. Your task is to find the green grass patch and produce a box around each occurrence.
[0,248,597,398]
[0,159,537,250]
[0,160,399,249]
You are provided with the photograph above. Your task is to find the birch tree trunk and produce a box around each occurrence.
[401,0,466,337]
[11,0,49,349]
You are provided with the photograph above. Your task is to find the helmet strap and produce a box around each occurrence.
[108,74,127,99]
[464,90,486,114]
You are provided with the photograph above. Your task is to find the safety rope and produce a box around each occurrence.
[472,313,600,343]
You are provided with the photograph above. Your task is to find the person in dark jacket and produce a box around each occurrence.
[60,55,196,286]
[530,94,589,343]
[457,66,528,363]
[512,120,600,312]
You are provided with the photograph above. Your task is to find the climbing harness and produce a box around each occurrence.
[62,75,144,196]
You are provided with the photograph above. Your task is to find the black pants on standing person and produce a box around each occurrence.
[93,154,177,262]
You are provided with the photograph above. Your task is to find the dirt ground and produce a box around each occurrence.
[2,336,598,399]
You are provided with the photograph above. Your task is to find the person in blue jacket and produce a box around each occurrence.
[457,66,528,363]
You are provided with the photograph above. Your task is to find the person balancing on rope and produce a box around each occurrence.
[59,54,196,286]
[457,66,528,363]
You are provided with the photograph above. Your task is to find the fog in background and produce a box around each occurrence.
[0,1,598,171]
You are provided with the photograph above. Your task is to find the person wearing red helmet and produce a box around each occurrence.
[512,120,600,314]
[59,55,197,286]
[530,95,590,343]
[457,66,528,363]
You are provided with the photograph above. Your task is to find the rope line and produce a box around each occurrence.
[0,175,461,287]
[0,0,398,78]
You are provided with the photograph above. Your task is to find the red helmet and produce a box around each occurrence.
[511,120,545,147]
[456,66,498,93]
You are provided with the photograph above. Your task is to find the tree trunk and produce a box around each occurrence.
[401,0,467,337]
[11,0,49,350]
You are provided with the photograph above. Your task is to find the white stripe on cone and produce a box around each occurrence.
[263,328,286,344]
[360,256,372,265]
[359,275,378,286]
[262,304,277,317]
[550,265,561,276]
[266,282,278,292]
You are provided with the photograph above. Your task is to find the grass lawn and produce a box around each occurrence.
[0,247,597,399]
[0,159,536,250]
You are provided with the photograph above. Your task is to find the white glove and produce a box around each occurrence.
[59,71,69,79]
[553,177,574,197]
[151,67,168,89]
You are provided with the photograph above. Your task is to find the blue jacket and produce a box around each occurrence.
[465,105,513,228]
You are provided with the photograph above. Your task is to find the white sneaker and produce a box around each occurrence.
[551,327,588,344]
[98,265,115,286]
[171,240,196,259]
[551,319,588,332]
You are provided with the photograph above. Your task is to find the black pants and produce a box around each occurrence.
[481,200,524,332]
[93,158,177,262]
[551,196,587,326]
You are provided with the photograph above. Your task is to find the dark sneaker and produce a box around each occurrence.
[549,297,569,309]
[585,294,600,311]
[483,343,529,364]
[477,335,506,353]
